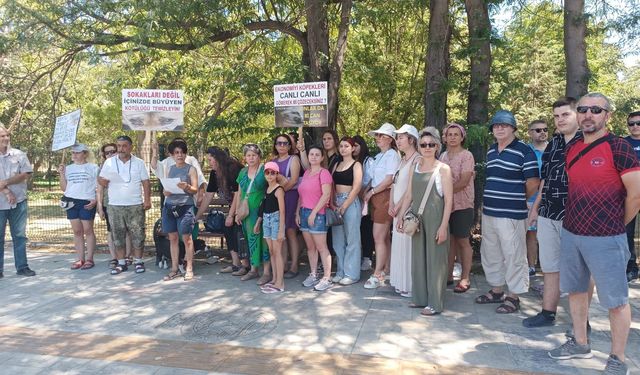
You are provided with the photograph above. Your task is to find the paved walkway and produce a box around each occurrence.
[0,250,639,374]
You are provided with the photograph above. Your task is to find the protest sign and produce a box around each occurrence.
[273,82,327,128]
[52,109,81,151]
[122,89,184,131]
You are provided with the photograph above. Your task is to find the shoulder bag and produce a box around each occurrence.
[236,165,260,221]
[403,163,442,236]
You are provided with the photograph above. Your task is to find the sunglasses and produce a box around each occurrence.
[420,143,437,149]
[627,121,640,127]
[104,150,116,155]
[530,128,548,133]
[576,106,608,114]
[275,141,290,146]
[264,170,278,176]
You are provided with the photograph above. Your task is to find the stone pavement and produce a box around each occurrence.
[0,250,639,374]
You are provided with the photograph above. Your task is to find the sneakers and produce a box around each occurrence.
[302,273,319,287]
[360,257,372,271]
[339,277,358,286]
[16,267,36,277]
[331,275,343,283]
[363,274,383,289]
[604,354,629,375]
[548,338,592,360]
[529,266,536,277]
[523,312,556,328]
[314,278,332,291]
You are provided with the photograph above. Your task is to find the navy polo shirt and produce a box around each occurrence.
[483,138,540,219]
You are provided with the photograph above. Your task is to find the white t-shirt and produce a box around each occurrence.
[99,155,149,206]
[154,155,206,187]
[63,163,99,200]
[370,149,401,188]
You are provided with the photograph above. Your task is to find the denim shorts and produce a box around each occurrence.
[162,205,195,236]
[299,207,327,234]
[66,198,97,221]
[262,211,281,240]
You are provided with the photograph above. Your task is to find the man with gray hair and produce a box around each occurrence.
[548,93,640,375]
[0,123,35,278]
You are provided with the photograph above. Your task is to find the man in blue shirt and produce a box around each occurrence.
[475,110,540,314]
[625,110,640,281]
[526,120,548,277]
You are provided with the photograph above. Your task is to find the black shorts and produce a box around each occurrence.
[449,208,474,238]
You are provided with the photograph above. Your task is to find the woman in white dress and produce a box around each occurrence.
[389,125,420,296]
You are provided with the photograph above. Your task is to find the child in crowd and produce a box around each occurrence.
[255,162,286,293]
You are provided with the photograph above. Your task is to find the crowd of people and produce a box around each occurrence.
[0,91,639,374]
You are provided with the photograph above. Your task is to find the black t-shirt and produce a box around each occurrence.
[206,170,239,202]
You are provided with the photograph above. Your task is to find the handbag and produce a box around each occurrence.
[403,163,442,236]
[236,165,260,221]
[325,207,344,226]
[59,195,75,210]
[205,209,225,232]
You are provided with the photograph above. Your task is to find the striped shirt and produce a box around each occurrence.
[482,138,540,219]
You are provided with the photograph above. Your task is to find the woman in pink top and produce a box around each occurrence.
[296,145,333,291]
[440,123,475,293]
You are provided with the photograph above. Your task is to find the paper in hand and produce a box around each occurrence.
[160,177,184,194]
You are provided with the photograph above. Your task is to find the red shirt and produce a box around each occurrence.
[563,133,640,236]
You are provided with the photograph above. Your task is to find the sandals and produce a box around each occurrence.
[111,264,128,275]
[163,270,183,281]
[183,271,194,281]
[220,265,237,273]
[125,256,133,266]
[70,260,84,270]
[454,282,470,294]
[134,262,145,274]
[80,260,95,270]
[108,259,118,269]
[420,306,440,316]
[240,270,259,281]
[475,290,505,304]
[496,297,520,314]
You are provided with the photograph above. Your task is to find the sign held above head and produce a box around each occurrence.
[122,89,184,131]
[273,81,328,128]
[52,109,81,152]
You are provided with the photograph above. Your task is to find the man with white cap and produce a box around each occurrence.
[363,123,400,289]
[389,124,420,296]
[475,110,540,313]
[0,123,35,278]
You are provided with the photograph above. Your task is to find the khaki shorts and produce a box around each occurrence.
[537,216,562,273]
[370,190,392,224]
[108,204,146,250]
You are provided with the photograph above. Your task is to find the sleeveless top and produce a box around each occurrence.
[262,186,283,214]
[414,162,443,197]
[165,164,194,207]
[332,161,356,186]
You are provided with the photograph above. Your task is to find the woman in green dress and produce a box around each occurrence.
[232,144,271,285]
[397,127,453,316]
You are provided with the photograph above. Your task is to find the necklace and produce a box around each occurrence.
[115,157,132,183]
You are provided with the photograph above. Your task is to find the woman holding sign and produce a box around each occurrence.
[58,144,99,270]
[161,140,198,281]
[233,144,271,285]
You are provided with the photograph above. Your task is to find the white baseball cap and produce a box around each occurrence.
[71,144,88,153]
[394,124,419,142]
[367,122,396,138]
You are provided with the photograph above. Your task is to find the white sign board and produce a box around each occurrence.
[273,82,328,127]
[122,89,184,131]
[52,109,81,151]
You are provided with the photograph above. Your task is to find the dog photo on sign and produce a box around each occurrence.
[275,106,304,127]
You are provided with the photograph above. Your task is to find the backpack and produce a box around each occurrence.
[205,209,225,233]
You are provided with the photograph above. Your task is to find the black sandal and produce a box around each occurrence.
[109,259,118,269]
[496,297,520,314]
[163,270,183,281]
[475,290,505,304]
[110,264,128,275]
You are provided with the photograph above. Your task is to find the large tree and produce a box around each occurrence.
[563,0,589,98]
[424,0,452,131]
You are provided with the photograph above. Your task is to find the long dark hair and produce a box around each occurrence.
[207,146,243,198]
[272,133,294,156]
[352,135,371,164]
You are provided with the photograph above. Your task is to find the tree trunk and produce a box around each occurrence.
[564,0,589,98]
[327,0,353,131]
[424,0,452,132]
[465,0,491,128]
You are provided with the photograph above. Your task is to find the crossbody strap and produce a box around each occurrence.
[244,164,262,198]
[417,162,442,215]
[567,134,613,170]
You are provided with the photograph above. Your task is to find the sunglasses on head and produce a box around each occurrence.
[530,128,548,133]
[420,143,437,149]
[576,105,608,114]
[264,170,278,176]
[627,121,640,127]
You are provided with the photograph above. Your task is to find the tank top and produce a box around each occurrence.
[332,161,356,186]
[165,164,194,207]
[262,186,283,214]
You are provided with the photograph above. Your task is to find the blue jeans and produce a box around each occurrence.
[331,193,361,280]
[0,200,29,272]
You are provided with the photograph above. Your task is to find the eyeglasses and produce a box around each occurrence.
[628,121,640,127]
[576,106,608,114]
[420,143,437,149]
[530,128,548,133]
[264,170,278,176]
[275,141,290,146]
[104,150,116,155]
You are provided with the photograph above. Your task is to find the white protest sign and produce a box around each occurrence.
[52,109,81,151]
[122,89,184,131]
[273,82,328,128]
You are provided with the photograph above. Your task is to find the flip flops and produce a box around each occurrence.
[80,260,95,270]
